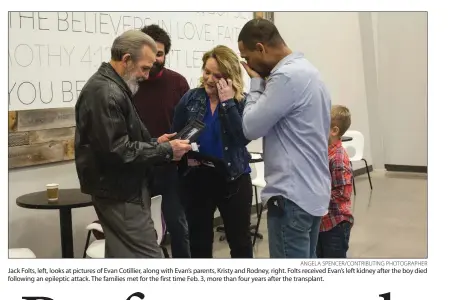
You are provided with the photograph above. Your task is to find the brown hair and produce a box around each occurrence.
[199,45,245,101]
[331,105,351,137]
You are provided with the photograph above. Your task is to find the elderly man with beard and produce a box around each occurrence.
[133,24,191,258]
[74,30,192,258]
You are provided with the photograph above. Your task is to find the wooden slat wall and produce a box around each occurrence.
[254,12,264,18]
[254,12,274,22]
[9,12,267,170]
[8,108,75,169]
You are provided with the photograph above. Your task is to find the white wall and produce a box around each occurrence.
[275,12,427,169]
[359,12,385,169]
[374,12,428,166]
[275,12,373,169]
[8,12,252,111]
[9,162,97,258]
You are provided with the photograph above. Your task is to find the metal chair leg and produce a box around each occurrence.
[83,231,91,258]
[217,226,226,241]
[252,187,264,246]
[161,246,170,258]
[352,177,356,195]
[362,158,373,189]
[350,161,356,195]
[254,186,259,214]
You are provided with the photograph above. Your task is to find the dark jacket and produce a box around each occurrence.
[74,62,173,201]
[172,87,251,182]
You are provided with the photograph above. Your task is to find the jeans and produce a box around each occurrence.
[152,165,190,258]
[316,221,351,258]
[181,168,253,258]
[267,196,321,258]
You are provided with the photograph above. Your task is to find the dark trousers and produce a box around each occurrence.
[152,165,190,258]
[316,221,352,258]
[181,168,253,258]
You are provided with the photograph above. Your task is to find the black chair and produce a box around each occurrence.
[342,132,373,194]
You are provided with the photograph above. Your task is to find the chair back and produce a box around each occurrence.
[253,161,265,180]
[251,162,266,188]
[249,152,266,188]
[9,248,36,258]
[342,130,365,161]
[150,195,165,245]
[86,221,104,240]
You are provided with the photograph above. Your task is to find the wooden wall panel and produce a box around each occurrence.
[254,12,274,22]
[9,142,66,169]
[8,132,29,147]
[29,127,75,144]
[8,107,76,169]
[64,139,75,160]
[254,12,264,18]
[17,108,75,132]
[9,111,18,132]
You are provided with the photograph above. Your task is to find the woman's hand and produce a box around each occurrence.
[217,78,235,102]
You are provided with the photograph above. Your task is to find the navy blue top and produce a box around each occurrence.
[198,96,250,174]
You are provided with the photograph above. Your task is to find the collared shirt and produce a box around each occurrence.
[320,140,354,232]
[242,52,332,216]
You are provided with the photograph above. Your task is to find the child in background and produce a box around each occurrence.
[317,105,354,258]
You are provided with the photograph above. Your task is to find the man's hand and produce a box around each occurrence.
[158,132,177,143]
[241,61,261,78]
[169,139,192,161]
[217,78,235,102]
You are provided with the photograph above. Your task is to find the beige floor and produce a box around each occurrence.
[174,170,427,259]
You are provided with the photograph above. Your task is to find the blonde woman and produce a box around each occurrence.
[172,45,253,258]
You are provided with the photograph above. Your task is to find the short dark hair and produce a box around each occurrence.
[141,24,171,55]
[238,18,285,50]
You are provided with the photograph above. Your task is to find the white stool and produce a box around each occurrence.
[83,222,105,258]
[85,239,105,258]
[83,195,168,258]
[9,248,36,258]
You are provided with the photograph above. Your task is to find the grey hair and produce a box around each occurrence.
[111,30,157,62]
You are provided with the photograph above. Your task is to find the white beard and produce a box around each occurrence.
[126,79,139,95]
[123,73,140,96]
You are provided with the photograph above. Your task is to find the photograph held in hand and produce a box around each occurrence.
[172,119,206,143]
